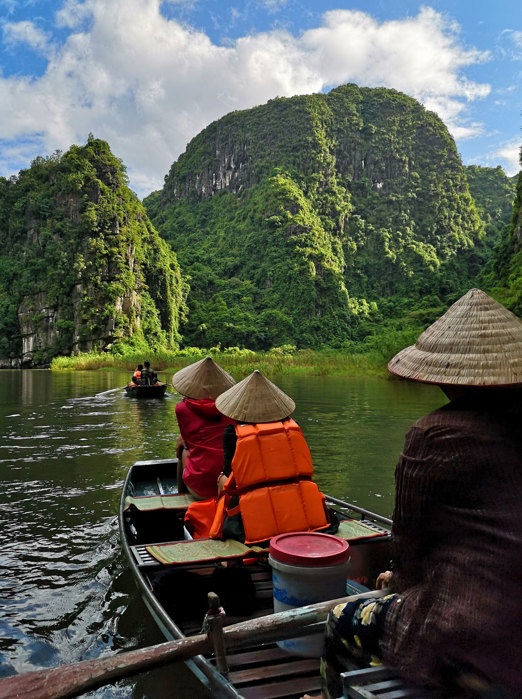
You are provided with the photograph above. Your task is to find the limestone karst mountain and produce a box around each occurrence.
[0,137,184,366]
[145,84,488,349]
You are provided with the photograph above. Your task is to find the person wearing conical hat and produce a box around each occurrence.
[205,370,330,545]
[172,357,236,500]
[316,289,522,699]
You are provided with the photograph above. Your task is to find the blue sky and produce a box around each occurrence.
[1,0,520,198]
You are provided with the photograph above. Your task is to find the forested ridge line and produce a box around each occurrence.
[146,84,518,351]
[0,84,519,368]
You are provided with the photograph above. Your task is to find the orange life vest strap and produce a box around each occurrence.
[232,419,314,489]
[208,473,235,540]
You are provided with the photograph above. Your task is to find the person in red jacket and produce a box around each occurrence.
[172,356,236,500]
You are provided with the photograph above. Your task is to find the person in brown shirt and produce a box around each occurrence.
[313,289,522,698]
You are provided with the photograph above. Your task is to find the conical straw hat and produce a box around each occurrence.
[171,356,235,399]
[215,370,296,422]
[388,288,522,386]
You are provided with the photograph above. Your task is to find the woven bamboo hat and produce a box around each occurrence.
[215,370,296,423]
[171,356,236,400]
[388,288,522,386]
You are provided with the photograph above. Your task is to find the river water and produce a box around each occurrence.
[0,369,444,697]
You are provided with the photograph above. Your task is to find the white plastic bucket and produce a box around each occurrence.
[269,532,350,657]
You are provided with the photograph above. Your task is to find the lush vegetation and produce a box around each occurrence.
[482,150,522,315]
[465,165,517,248]
[0,136,185,364]
[0,85,519,369]
[146,85,493,350]
[50,320,422,378]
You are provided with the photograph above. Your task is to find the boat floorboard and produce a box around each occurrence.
[239,674,322,699]
[226,646,295,667]
[210,643,321,699]
[229,657,318,683]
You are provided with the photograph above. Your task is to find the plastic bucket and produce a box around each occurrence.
[268,531,350,657]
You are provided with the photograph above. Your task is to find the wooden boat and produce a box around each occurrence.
[119,459,392,699]
[124,383,168,398]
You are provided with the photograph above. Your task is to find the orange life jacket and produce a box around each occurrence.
[209,419,328,544]
[134,370,142,380]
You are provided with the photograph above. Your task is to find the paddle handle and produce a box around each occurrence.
[0,589,388,699]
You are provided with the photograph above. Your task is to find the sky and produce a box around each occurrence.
[0,0,521,199]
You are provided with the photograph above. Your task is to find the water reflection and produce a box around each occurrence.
[0,369,444,696]
[280,374,444,516]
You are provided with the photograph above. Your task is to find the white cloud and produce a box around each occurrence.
[500,29,522,60]
[261,0,289,13]
[0,1,492,197]
[486,138,521,176]
[0,0,18,13]
[3,19,51,52]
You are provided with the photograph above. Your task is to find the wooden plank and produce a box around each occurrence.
[130,545,161,567]
[373,690,428,698]
[361,678,404,693]
[342,667,398,684]
[229,658,318,684]
[347,687,378,699]
[240,674,322,699]
[225,645,291,667]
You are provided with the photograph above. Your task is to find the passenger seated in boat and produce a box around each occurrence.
[312,289,522,699]
[141,361,153,385]
[130,364,143,386]
[172,356,236,501]
[209,370,331,545]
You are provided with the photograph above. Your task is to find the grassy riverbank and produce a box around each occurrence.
[50,327,420,379]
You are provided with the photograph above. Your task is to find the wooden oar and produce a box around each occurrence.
[95,387,126,396]
[0,589,387,699]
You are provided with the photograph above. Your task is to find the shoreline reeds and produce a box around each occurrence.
[50,347,389,379]
[50,328,422,379]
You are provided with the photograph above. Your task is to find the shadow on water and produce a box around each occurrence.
[0,369,444,696]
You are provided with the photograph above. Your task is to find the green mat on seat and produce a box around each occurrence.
[146,538,267,565]
[124,493,195,511]
[337,519,389,541]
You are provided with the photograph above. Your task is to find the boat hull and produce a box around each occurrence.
[124,383,167,398]
[119,459,391,698]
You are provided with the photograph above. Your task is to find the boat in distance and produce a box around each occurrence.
[123,383,168,398]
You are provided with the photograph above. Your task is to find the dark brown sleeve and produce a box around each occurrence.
[391,423,462,590]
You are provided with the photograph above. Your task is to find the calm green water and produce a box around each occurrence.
[0,369,444,697]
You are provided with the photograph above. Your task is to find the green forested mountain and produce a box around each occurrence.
[465,165,517,248]
[0,90,518,365]
[146,84,486,349]
[0,137,184,366]
[483,152,522,314]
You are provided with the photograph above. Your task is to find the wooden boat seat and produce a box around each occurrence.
[131,538,268,568]
[341,666,439,698]
[336,519,389,541]
[124,493,196,512]
[130,518,388,569]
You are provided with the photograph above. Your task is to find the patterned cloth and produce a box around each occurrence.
[146,538,266,564]
[321,595,397,699]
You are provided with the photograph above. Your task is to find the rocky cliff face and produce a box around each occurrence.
[0,137,184,367]
[146,84,485,349]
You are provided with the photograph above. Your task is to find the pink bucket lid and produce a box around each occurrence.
[269,532,350,567]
